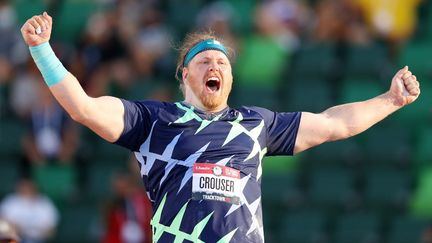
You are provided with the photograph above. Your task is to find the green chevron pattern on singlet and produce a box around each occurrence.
[173,102,223,134]
[223,112,267,181]
[151,194,237,243]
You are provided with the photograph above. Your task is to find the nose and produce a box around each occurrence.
[208,61,220,72]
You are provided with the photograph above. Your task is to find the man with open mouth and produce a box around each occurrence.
[21,12,420,243]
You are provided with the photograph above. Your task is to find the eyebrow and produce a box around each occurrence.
[199,56,228,62]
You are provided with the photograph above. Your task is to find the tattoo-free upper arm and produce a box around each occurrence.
[294,112,335,154]
[49,73,125,143]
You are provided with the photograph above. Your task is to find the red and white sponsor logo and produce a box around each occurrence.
[193,163,240,178]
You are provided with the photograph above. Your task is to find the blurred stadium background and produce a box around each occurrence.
[1,0,432,242]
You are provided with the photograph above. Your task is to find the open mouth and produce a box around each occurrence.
[205,77,221,93]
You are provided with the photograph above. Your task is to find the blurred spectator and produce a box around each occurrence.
[0,178,59,243]
[78,10,128,97]
[0,218,20,243]
[0,0,27,117]
[234,0,307,86]
[129,6,172,80]
[0,0,27,66]
[254,0,308,51]
[313,0,370,44]
[0,57,13,85]
[238,6,284,83]
[21,80,78,166]
[423,225,432,243]
[0,56,14,117]
[123,6,175,102]
[78,6,173,100]
[9,60,40,119]
[82,11,126,69]
[352,0,422,48]
[195,1,239,52]
[228,0,311,109]
[115,0,159,42]
[103,173,152,243]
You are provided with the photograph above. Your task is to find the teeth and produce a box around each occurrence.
[207,77,219,82]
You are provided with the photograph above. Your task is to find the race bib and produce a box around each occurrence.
[192,163,241,205]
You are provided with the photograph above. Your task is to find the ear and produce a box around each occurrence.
[182,67,188,82]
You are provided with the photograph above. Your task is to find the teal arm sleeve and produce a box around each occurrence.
[29,42,68,87]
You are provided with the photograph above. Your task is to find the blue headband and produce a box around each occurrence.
[183,39,228,67]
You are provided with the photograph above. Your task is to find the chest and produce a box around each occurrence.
[147,117,268,165]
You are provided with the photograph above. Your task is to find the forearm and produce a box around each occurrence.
[295,66,420,154]
[323,91,402,140]
[49,73,92,122]
[29,41,92,121]
[31,43,124,142]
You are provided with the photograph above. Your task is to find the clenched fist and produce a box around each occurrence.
[389,66,420,107]
[21,12,52,47]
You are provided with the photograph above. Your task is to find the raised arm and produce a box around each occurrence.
[21,12,124,142]
[294,66,420,154]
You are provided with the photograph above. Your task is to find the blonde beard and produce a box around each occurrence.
[199,85,232,110]
[200,93,224,110]
[186,82,232,110]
